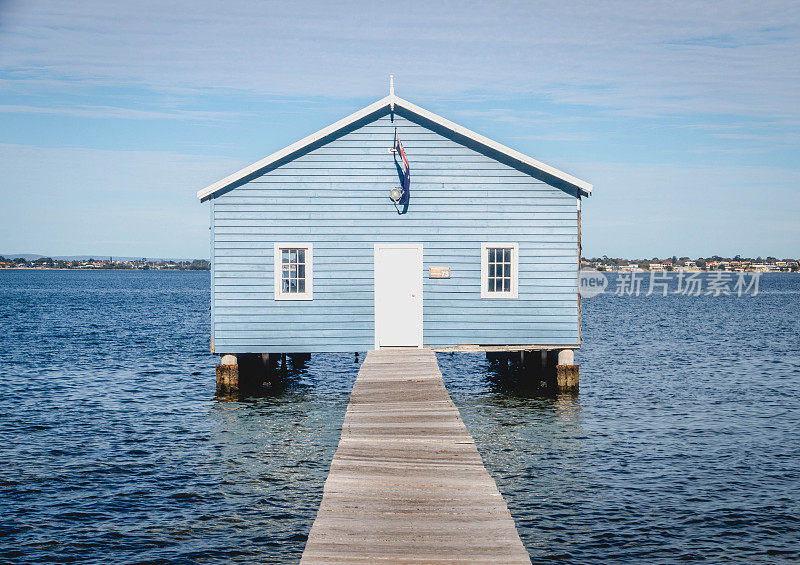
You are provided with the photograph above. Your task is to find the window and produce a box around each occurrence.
[274,243,313,300]
[481,243,519,299]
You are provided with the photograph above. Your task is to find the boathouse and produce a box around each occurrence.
[198,86,592,391]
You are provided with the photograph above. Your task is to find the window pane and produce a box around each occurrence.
[484,246,515,296]
[278,247,311,296]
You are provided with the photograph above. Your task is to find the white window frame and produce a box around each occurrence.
[481,242,519,299]
[274,243,313,301]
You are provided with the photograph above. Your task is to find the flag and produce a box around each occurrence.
[394,130,410,204]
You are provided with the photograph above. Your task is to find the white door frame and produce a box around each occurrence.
[373,243,423,350]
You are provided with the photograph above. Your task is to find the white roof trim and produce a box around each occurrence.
[197,94,592,200]
[393,96,593,195]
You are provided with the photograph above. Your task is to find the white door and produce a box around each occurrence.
[374,244,423,348]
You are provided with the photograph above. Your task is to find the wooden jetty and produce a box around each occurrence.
[300,349,531,564]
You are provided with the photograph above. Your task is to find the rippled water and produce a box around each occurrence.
[1,270,798,563]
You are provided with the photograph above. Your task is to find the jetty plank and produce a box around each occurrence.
[300,349,530,564]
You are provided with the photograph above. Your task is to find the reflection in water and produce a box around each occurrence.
[218,353,315,399]
[482,353,572,397]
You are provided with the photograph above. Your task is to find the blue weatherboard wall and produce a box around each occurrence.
[210,108,580,353]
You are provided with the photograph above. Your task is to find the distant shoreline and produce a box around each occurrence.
[0,267,209,271]
[4,267,797,274]
[587,270,799,275]
[1,257,209,271]
[582,268,799,275]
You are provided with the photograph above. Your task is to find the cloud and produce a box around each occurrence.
[0,1,798,258]
[0,103,242,121]
[0,0,798,121]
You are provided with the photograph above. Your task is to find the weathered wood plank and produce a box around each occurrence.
[300,349,530,564]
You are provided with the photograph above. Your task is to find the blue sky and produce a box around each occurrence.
[1,0,798,258]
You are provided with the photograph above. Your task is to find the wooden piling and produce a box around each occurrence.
[216,352,284,395]
[300,349,530,564]
[556,365,579,391]
[216,354,238,395]
[556,349,579,392]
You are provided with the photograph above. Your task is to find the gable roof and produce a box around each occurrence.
[197,94,593,201]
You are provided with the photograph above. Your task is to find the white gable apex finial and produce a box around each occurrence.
[389,75,395,110]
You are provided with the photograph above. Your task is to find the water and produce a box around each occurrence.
[0,270,798,563]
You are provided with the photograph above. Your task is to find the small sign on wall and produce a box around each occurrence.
[429,266,451,279]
